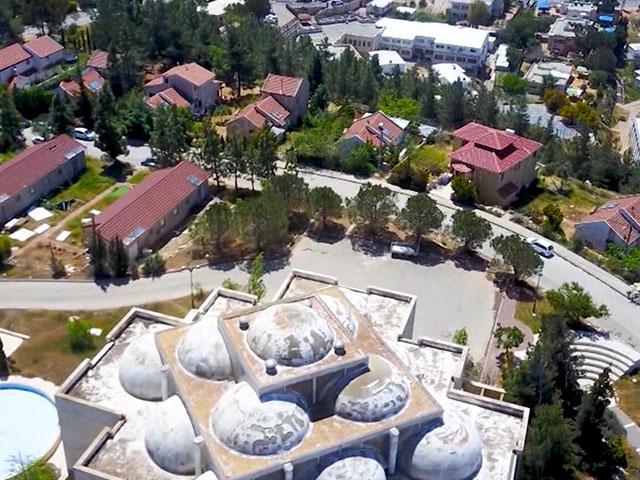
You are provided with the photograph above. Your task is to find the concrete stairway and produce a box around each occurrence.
[570,333,640,390]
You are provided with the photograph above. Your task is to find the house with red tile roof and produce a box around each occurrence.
[59,67,105,100]
[574,194,640,251]
[84,161,209,259]
[339,111,408,154]
[449,122,543,207]
[0,35,64,86]
[0,135,85,226]
[143,63,219,115]
[86,50,109,72]
[225,73,308,139]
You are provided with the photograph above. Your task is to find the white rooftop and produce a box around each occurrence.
[496,44,509,69]
[432,63,470,85]
[376,17,490,49]
[369,0,394,7]
[369,49,407,66]
[199,0,244,15]
[396,6,417,13]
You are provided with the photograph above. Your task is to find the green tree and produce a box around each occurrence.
[520,401,579,480]
[0,87,23,152]
[347,183,398,231]
[340,143,377,176]
[193,118,226,188]
[67,319,94,352]
[439,81,467,128]
[473,85,499,127]
[451,175,477,204]
[451,209,492,250]
[468,0,489,25]
[49,94,74,136]
[543,89,568,114]
[491,234,542,281]
[263,174,309,213]
[234,191,289,250]
[543,203,563,231]
[142,253,166,277]
[0,234,11,268]
[108,237,129,278]
[95,116,127,162]
[195,202,233,252]
[500,73,528,95]
[224,137,246,192]
[493,323,525,367]
[246,252,266,300]
[76,80,95,129]
[150,105,189,168]
[308,186,343,228]
[12,460,57,480]
[88,231,108,279]
[586,47,617,72]
[545,282,609,326]
[398,193,444,243]
[49,249,66,278]
[452,327,468,345]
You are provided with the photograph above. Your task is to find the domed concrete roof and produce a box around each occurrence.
[177,318,232,381]
[119,333,163,400]
[408,410,483,480]
[211,382,309,455]
[145,396,196,475]
[335,355,408,422]
[316,456,386,480]
[246,303,334,367]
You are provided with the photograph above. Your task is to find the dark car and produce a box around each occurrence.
[141,157,158,168]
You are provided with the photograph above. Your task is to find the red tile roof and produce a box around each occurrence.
[0,135,84,198]
[254,95,290,127]
[87,50,109,70]
[0,43,31,72]
[145,87,191,109]
[449,122,543,174]
[578,194,640,245]
[23,35,63,58]
[60,68,105,98]
[343,111,405,147]
[93,161,208,243]
[163,63,214,87]
[232,102,267,130]
[261,73,303,98]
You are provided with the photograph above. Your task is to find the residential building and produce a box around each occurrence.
[308,22,383,56]
[59,67,105,100]
[524,61,572,92]
[226,74,309,139]
[86,50,109,73]
[559,1,597,20]
[548,18,591,56]
[628,43,640,65]
[0,135,85,226]
[447,0,504,22]
[629,117,640,163]
[143,63,219,115]
[339,111,408,154]
[369,50,408,75]
[55,268,529,480]
[574,194,640,250]
[432,63,470,87]
[0,35,64,86]
[375,18,490,72]
[449,122,543,206]
[367,0,395,16]
[268,2,300,40]
[495,44,510,71]
[84,161,209,259]
[396,6,417,19]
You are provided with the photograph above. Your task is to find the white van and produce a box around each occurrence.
[525,237,554,258]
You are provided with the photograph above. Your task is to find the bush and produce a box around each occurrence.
[451,175,477,204]
[142,253,166,277]
[0,234,10,267]
[387,161,427,192]
[67,319,94,352]
[500,73,528,95]
[50,255,67,278]
[12,87,53,120]
[452,327,468,345]
[222,278,241,290]
[340,143,377,176]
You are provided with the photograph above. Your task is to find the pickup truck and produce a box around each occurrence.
[390,242,419,258]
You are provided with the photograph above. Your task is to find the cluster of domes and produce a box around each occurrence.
[210,382,310,455]
[118,333,164,401]
[177,318,233,381]
[246,303,335,367]
[335,355,409,422]
[316,456,386,480]
[408,411,483,480]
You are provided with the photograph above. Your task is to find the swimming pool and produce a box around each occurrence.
[0,383,60,479]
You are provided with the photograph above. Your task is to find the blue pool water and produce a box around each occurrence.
[0,384,59,479]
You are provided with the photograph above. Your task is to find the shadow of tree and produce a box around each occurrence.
[306,220,347,245]
[453,249,489,272]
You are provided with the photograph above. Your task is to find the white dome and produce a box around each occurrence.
[119,333,163,400]
[211,382,309,455]
[409,411,483,480]
[177,318,232,380]
[145,396,196,475]
[316,456,386,480]
[246,303,335,367]
[335,355,408,422]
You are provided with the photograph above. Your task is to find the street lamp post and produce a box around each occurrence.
[532,263,544,315]
[188,266,195,308]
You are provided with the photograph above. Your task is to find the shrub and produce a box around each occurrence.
[451,175,477,204]
[452,327,468,345]
[67,319,94,352]
[50,254,67,278]
[0,234,11,267]
[222,278,242,290]
[500,73,527,95]
[543,203,564,231]
[142,253,166,277]
[387,161,427,192]
[340,143,377,176]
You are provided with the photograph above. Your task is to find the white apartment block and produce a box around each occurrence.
[630,117,640,163]
[375,18,490,72]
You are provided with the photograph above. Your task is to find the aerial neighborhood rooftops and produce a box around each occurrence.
[524,61,573,92]
[0,35,64,86]
[59,67,105,99]
[574,194,640,250]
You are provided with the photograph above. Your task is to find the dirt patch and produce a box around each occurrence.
[4,239,87,279]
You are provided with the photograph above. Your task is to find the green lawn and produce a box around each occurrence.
[617,65,640,104]
[514,298,552,333]
[52,157,116,204]
[128,169,150,184]
[0,150,14,164]
[406,143,450,176]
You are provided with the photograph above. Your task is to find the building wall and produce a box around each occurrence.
[226,116,261,139]
[29,50,64,71]
[167,75,219,113]
[339,32,382,56]
[447,0,504,20]
[573,221,611,250]
[0,57,32,83]
[548,35,573,56]
[0,150,85,225]
[468,153,536,207]
[630,119,640,164]
[266,79,310,124]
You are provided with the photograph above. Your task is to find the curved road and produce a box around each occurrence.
[1,167,639,350]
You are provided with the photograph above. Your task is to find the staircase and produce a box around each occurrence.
[570,333,640,390]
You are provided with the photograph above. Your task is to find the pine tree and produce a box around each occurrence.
[150,105,189,168]
[438,80,467,128]
[88,229,108,279]
[76,80,95,129]
[49,94,74,135]
[0,87,23,152]
[225,137,246,192]
[193,118,226,188]
[254,127,277,179]
[473,85,499,127]
[108,237,129,278]
[246,252,265,300]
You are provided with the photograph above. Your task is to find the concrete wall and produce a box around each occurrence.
[0,57,33,83]
[226,115,261,139]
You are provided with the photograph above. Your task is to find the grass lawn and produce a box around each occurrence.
[1,295,198,385]
[406,143,450,176]
[514,298,552,333]
[51,157,116,204]
[614,371,640,425]
[617,65,640,104]
[128,169,149,184]
[0,150,15,164]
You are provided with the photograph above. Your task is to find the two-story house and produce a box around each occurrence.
[339,111,408,155]
[143,63,219,116]
[0,35,64,86]
[449,122,543,207]
[574,194,640,251]
[0,135,85,226]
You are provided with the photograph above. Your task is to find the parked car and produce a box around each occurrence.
[525,237,554,258]
[32,135,46,144]
[141,157,158,168]
[390,242,419,258]
[73,127,96,141]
